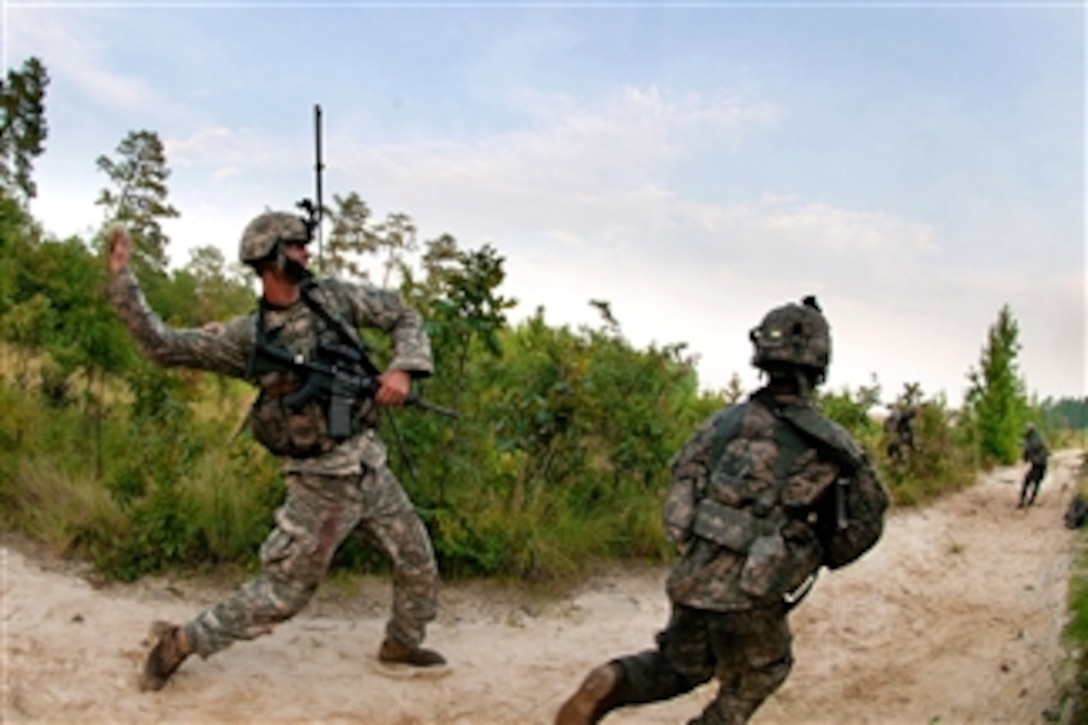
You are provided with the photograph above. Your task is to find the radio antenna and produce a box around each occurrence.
[296,104,325,268]
[314,103,324,264]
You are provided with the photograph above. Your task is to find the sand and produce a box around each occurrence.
[2,450,1082,724]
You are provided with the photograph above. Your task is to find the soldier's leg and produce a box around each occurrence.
[691,605,793,725]
[357,465,439,651]
[556,604,715,724]
[1027,463,1047,506]
[619,604,717,700]
[1019,471,1032,507]
[184,473,363,658]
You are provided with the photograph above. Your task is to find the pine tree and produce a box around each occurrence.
[95,130,179,276]
[0,56,49,202]
[324,191,378,280]
[967,304,1029,464]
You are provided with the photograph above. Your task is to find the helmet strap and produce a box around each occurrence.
[271,241,308,283]
[794,370,812,399]
[764,365,818,400]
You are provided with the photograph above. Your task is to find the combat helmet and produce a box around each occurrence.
[239,210,311,267]
[750,295,832,381]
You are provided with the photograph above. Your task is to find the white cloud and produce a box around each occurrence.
[7,9,183,118]
[164,125,303,170]
[512,84,783,140]
[19,25,1080,405]
[326,84,781,209]
[212,167,243,181]
[29,182,103,243]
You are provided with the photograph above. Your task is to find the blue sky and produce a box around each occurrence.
[4,1,1085,404]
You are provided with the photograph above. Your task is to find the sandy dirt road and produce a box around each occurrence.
[2,450,1082,724]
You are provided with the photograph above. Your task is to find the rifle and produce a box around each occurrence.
[252,340,458,440]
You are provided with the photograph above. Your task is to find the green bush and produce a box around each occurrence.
[880,397,977,506]
[1062,453,1088,722]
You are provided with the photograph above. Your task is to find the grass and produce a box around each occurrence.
[3,455,128,557]
[1060,451,1088,723]
[0,343,1077,598]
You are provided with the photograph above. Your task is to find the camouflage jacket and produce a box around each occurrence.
[106,268,433,476]
[663,387,888,612]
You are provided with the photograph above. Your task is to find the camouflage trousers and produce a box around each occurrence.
[1020,461,1048,507]
[183,466,438,658]
[607,603,792,725]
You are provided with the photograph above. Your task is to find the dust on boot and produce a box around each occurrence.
[555,663,624,725]
[140,621,193,692]
[378,637,447,667]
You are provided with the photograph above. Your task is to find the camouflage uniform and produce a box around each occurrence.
[1019,425,1049,508]
[556,297,889,725]
[883,406,916,463]
[106,267,439,659]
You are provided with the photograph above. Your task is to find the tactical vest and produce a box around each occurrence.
[688,401,825,601]
[681,396,887,605]
[246,280,377,458]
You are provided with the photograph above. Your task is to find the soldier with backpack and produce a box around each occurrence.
[1019,423,1049,508]
[884,404,918,463]
[555,296,890,725]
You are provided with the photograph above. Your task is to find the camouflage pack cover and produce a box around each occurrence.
[750,296,831,377]
[239,211,310,265]
[777,404,888,569]
[663,391,888,610]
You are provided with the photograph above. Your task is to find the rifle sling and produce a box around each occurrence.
[299,280,383,378]
[246,296,276,380]
[246,280,383,383]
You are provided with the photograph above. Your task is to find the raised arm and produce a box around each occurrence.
[105,225,252,377]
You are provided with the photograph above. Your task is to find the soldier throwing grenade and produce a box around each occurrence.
[556,296,890,725]
[106,209,448,692]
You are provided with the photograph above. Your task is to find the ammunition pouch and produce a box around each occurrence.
[692,498,758,552]
[246,279,386,458]
[693,498,821,601]
[249,390,338,458]
[738,526,822,599]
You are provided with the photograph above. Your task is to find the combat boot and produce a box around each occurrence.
[140,621,192,692]
[555,662,622,725]
[378,637,447,667]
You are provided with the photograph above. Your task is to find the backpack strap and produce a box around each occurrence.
[705,402,748,472]
[777,404,865,471]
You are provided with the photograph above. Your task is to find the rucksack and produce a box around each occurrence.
[777,405,890,569]
[1065,494,1088,530]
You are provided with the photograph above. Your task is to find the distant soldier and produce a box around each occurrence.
[1019,423,1049,508]
[555,296,890,725]
[884,405,917,463]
